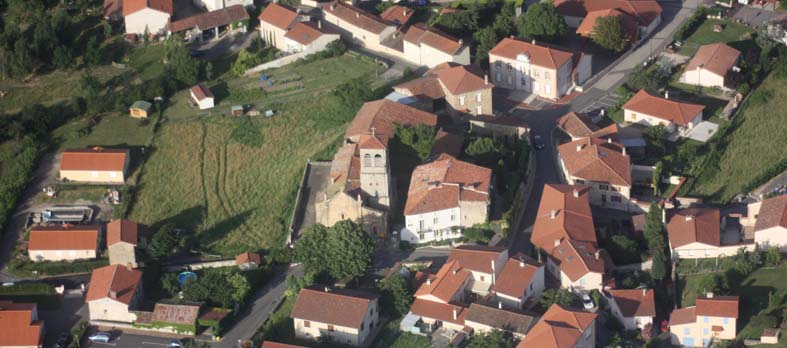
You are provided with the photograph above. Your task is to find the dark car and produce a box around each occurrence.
[533,135,545,150]
[55,333,71,348]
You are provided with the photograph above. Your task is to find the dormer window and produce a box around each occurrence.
[516,53,530,63]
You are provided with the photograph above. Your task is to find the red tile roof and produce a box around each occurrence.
[258,3,299,30]
[291,287,379,329]
[685,43,741,77]
[284,21,331,45]
[696,295,739,318]
[517,304,597,348]
[558,136,632,186]
[323,2,395,34]
[552,239,605,281]
[60,148,128,172]
[433,64,492,95]
[151,302,200,325]
[491,254,542,298]
[405,154,492,215]
[410,298,466,325]
[107,219,139,246]
[465,303,537,335]
[576,9,639,42]
[235,252,262,266]
[754,194,787,232]
[669,306,696,326]
[531,184,597,253]
[557,112,600,139]
[261,342,310,348]
[430,130,464,158]
[608,289,656,317]
[86,264,143,305]
[345,99,438,145]
[446,245,508,274]
[190,84,215,101]
[170,5,249,33]
[380,5,414,25]
[404,23,464,55]
[393,76,446,99]
[553,0,662,26]
[28,225,100,251]
[623,89,705,126]
[123,0,173,16]
[414,260,471,302]
[0,301,43,347]
[667,207,721,248]
[490,37,574,70]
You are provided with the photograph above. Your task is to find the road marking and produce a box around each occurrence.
[91,342,117,347]
[141,342,168,346]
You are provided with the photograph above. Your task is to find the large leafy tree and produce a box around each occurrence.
[650,250,668,280]
[517,1,567,42]
[539,288,578,310]
[643,203,666,251]
[378,274,412,317]
[147,223,179,260]
[294,224,330,274]
[326,220,374,280]
[592,15,628,52]
[468,330,516,348]
[608,234,640,265]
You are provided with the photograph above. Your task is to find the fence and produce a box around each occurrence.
[287,161,313,246]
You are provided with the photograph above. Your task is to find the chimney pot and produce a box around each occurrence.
[554,239,561,247]
[356,12,360,18]
[324,286,330,292]
[498,301,503,309]
[519,259,525,268]
[707,291,714,298]
[318,20,322,30]
[642,288,647,296]
[607,137,612,143]
[622,146,627,157]
[550,209,558,219]
[452,269,457,275]
[573,189,579,198]
[531,39,536,45]
[576,144,583,152]
[426,278,432,285]
[452,309,458,320]
[594,250,600,260]
[685,215,694,221]
[484,74,488,85]
[109,290,118,299]
[664,91,670,99]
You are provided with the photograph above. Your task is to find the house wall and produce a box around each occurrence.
[459,200,489,228]
[575,54,592,86]
[28,249,97,262]
[670,316,736,347]
[190,91,215,109]
[671,242,756,259]
[755,226,787,251]
[443,86,493,117]
[322,11,396,54]
[495,265,545,308]
[224,0,253,8]
[419,315,465,331]
[129,108,148,118]
[285,33,342,54]
[489,54,570,100]
[88,297,138,323]
[405,207,461,241]
[610,298,653,331]
[359,147,392,208]
[199,0,223,11]
[259,23,291,51]
[642,16,661,38]
[563,15,584,28]
[293,300,379,347]
[681,69,727,89]
[623,108,702,133]
[465,319,526,339]
[468,120,528,141]
[559,158,635,212]
[124,8,170,35]
[560,270,603,293]
[316,191,388,236]
[108,243,137,268]
[60,169,126,184]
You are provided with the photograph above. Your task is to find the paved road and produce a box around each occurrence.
[508,0,704,255]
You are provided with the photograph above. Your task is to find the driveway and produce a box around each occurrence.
[732,5,782,26]
[193,30,259,60]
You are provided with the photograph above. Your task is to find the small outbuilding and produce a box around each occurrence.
[190,84,215,110]
[236,252,263,270]
[129,100,153,118]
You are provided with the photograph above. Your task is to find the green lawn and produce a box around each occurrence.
[373,320,431,348]
[678,19,755,56]
[684,74,787,202]
[129,54,385,254]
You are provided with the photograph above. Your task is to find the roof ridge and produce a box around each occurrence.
[107,264,120,296]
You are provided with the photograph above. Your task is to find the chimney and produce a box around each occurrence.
[664,90,670,99]
[594,250,600,260]
[318,20,322,30]
[109,289,118,299]
[452,269,457,275]
[622,146,627,157]
[330,4,335,10]
[370,126,376,137]
[573,189,579,198]
[706,291,714,298]
[458,39,464,45]
[550,209,558,219]
[607,137,612,143]
[426,278,432,286]
[491,259,496,284]
[484,74,488,85]
[510,35,515,39]
[642,288,648,296]
[576,144,583,152]
[531,39,536,45]
[403,9,408,16]
[519,258,525,268]
[554,239,561,247]
[685,214,694,221]
[452,309,458,320]
[498,301,503,309]
[356,12,360,18]
[324,286,330,292]
[662,207,666,223]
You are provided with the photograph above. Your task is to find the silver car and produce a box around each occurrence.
[581,293,595,310]
[88,332,112,343]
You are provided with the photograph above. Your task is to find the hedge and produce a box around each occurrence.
[8,257,109,277]
[0,283,60,309]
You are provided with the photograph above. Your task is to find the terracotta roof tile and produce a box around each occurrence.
[553,0,662,26]
[623,89,705,126]
[517,304,597,348]
[558,136,632,186]
[284,21,334,45]
[86,264,143,305]
[685,43,741,77]
[258,3,299,30]
[490,37,574,70]
[552,239,605,281]
[0,301,43,347]
[323,2,395,34]
[667,207,721,248]
[123,0,172,16]
[261,342,310,348]
[60,148,128,172]
[754,194,787,232]
[430,130,464,158]
[380,5,414,25]
[151,302,200,325]
[405,154,492,215]
[446,245,507,274]
[609,289,655,317]
[291,287,379,329]
[433,64,492,95]
[170,5,248,33]
[358,134,387,150]
[28,225,100,251]
[577,9,639,42]
[557,112,599,138]
[696,295,739,318]
[345,99,438,145]
[414,260,471,302]
[107,219,140,246]
[404,23,464,55]
[190,84,215,101]
[669,306,696,326]
[235,252,262,266]
[393,76,446,99]
[531,184,597,253]
[465,303,537,335]
[410,298,466,325]
[491,254,542,298]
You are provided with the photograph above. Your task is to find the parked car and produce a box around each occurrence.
[54,333,71,348]
[533,135,545,150]
[88,332,112,343]
[581,293,595,310]
[168,338,195,348]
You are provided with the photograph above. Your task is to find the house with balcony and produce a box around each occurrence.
[608,289,655,331]
[669,295,739,347]
[291,286,380,347]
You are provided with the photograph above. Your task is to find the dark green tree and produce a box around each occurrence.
[517,1,567,41]
[294,224,330,274]
[643,203,665,251]
[162,273,180,295]
[394,124,437,161]
[326,220,374,280]
[765,246,782,267]
[696,273,725,295]
[53,45,73,70]
[84,37,101,67]
[10,39,34,77]
[378,274,412,317]
[644,125,668,158]
[608,234,640,265]
[147,223,179,259]
[592,15,628,52]
[468,330,516,348]
[650,250,668,280]
[540,288,578,309]
[32,18,57,62]
[465,137,502,167]
[473,26,499,64]
[334,76,373,109]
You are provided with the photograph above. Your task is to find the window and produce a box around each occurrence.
[476,106,482,114]
[545,72,551,80]
[419,233,425,240]
[476,93,482,102]
[684,328,690,335]
[533,70,540,78]
[601,194,607,202]
[703,328,709,336]
[507,63,512,71]
[611,196,622,203]
[723,317,729,324]
[451,214,455,222]
[529,284,533,291]
[575,179,585,185]
[363,153,372,167]
[374,154,383,167]
[631,113,638,120]
[703,316,709,323]
[496,73,501,82]
[520,75,528,86]
[495,61,502,68]
[545,85,551,94]
[304,321,311,328]
[579,277,586,285]
[480,276,485,282]
[459,96,465,106]
[361,322,365,331]
[433,217,438,225]
[599,184,609,190]
[328,325,335,332]
[419,220,424,230]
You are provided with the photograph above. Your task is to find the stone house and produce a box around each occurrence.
[86,264,144,324]
[107,219,143,268]
[291,286,380,347]
[393,63,493,117]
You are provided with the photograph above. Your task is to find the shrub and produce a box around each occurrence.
[463,226,494,244]
[0,283,60,309]
[674,8,707,41]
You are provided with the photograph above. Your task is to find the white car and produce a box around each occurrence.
[581,293,595,310]
[88,332,112,343]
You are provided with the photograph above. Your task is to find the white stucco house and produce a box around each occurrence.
[86,265,143,324]
[623,89,705,136]
[748,194,787,251]
[123,0,172,35]
[608,289,656,331]
[190,84,215,109]
[291,287,380,347]
[680,43,741,90]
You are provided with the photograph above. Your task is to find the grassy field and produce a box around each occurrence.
[678,19,755,56]
[129,54,385,254]
[684,74,787,201]
[373,321,431,348]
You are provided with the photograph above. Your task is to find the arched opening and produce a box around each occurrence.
[374,154,383,167]
[363,153,372,167]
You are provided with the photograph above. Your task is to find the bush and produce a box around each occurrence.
[607,234,642,265]
[9,258,109,277]
[463,226,494,244]
[68,321,88,348]
[0,283,60,309]
[674,8,708,41]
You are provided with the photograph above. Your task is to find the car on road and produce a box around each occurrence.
[55,333,71,348]
[581,292,595,310]
[533,135,545,150]
[168,338,195,348]
[88,332,112,343]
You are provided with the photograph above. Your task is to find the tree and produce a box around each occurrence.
[231,49,260,77]
[608,234,640,265]
[517,1,567,41]
[52,45,73,70]
[731,248,758,276]
[650,250,668,280]
[228,272,251,304]
[468,330,516,348]
[540,288,578,309]
[765,246,782,267]
[465,137,503,167]
[463,226,493,244]
[696,273,725,295]
[378,274,412,317]
[473,26,499,64]
[334,76,373,109]
[294,224,329,274]
[204,61,214,80]
[644,125,667,158]
[393,124,437,161]
[162,273,181,295]
[643,204,665,251]
[147,223,179,259]
[10,39,33,77]
[84,37,101,67]
[32,18,57,62]
[592,15,628,52]
[326,220,374,280]
[652,161,663,195]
